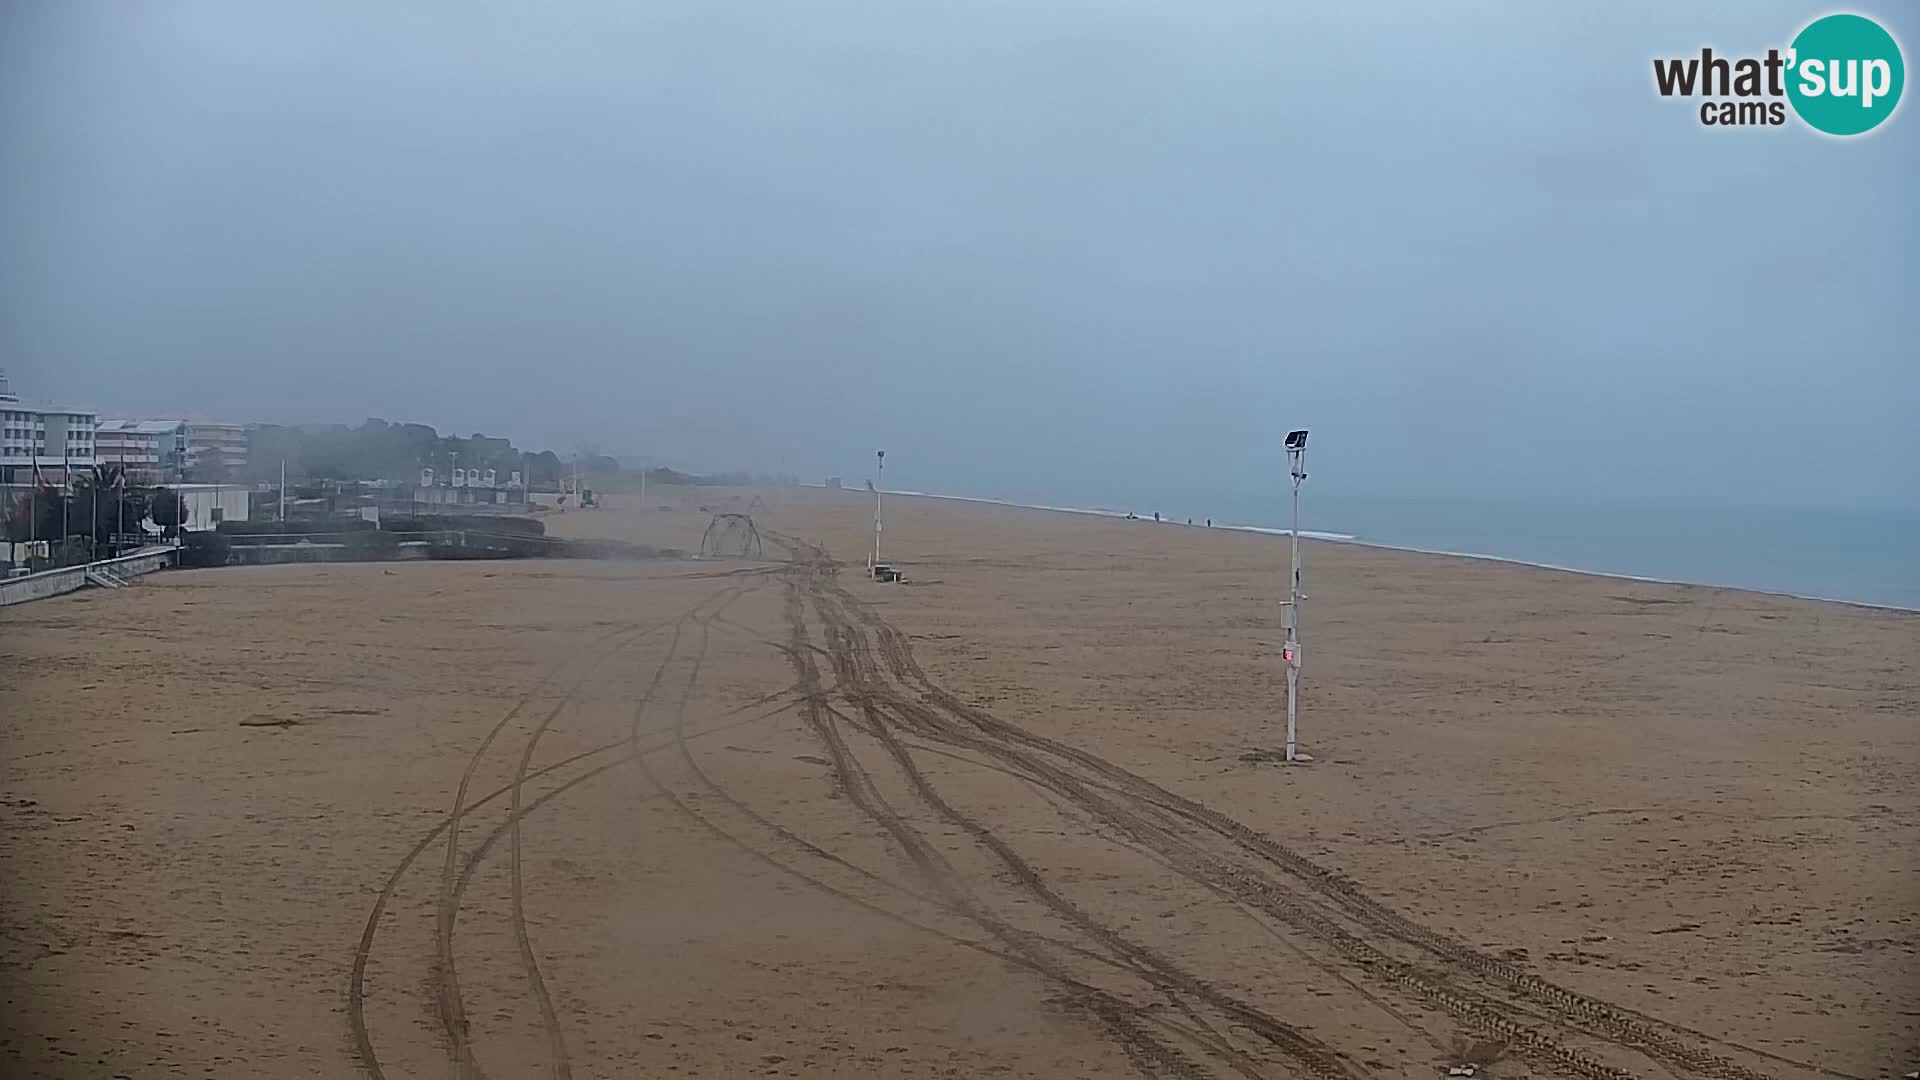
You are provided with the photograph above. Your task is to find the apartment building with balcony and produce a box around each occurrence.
[184,422,249,478]
[96,419,186,484]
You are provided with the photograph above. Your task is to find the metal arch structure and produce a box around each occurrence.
[700,512,764,559]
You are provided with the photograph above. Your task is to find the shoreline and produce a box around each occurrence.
[868,487,1920,616]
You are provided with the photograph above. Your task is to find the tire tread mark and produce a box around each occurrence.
[774,565,1210,1080]
[777,534,1796,1080]
[352,587,770,1080]
[805,578,1357,1080]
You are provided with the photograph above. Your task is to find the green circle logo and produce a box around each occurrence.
[1786,14,1905,136]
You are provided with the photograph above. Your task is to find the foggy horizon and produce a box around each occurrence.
[3,2,1914,511]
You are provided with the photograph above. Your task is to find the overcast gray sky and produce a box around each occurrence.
[2,2,1914,509]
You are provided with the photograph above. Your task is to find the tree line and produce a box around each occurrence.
[238,418,566,486]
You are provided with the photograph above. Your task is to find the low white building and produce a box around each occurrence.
[164,483,250,532]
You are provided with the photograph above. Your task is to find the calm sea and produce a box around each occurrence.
[920,487,1920,612]
[1292,496,1917,611]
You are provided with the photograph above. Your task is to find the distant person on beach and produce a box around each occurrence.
[1206,518,1211,527]
[1153,512,1160,522]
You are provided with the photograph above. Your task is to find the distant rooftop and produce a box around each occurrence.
[100,419,185,435]
[1,401,96,416]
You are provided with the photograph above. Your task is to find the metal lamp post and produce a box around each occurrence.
[871,449,885,573]
[1281,429,1310,763]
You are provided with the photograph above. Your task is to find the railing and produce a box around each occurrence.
[0,547,175,608]
[218,530,478,548]
[1,529,660,603]
[212,530,543,564]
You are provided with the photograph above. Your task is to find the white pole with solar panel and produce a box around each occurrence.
[871,449,885,577]
[1282,429,1311,763]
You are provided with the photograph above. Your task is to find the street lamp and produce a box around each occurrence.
[1282,429,1310,763]
[871,449,885,575]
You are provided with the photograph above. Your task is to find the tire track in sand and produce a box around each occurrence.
[497,581,764,1080]
[779,534,1801,1080]
[796,554,1361,1080]
[434,618,670,1080]
[351,582,762,1080]
[348,682,801,1080]
[632,598,1277,1072]
[770,560,1227,1080]
[808,549,1650,1079]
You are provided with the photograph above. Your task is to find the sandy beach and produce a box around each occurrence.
[2,488,1914,1079]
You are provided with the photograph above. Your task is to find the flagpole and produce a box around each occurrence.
[61,447,69,563]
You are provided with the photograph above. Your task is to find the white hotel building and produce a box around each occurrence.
[0,371,97,488]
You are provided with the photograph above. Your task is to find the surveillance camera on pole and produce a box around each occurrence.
[1281,429,1310,763]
